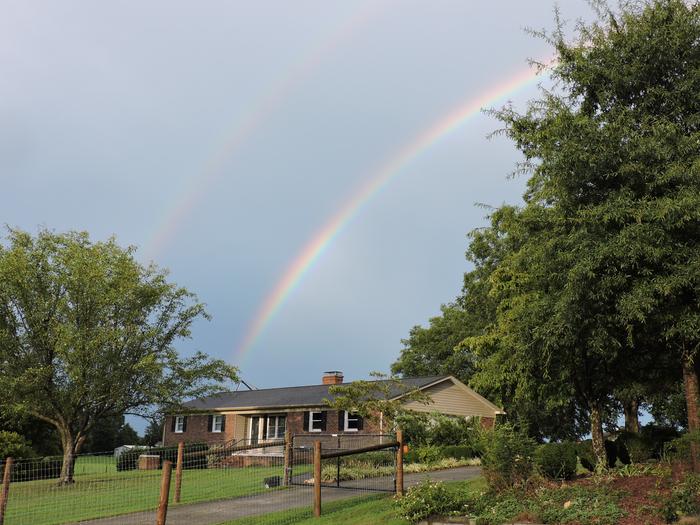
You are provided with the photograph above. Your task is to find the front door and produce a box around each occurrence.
[250,417,260,445]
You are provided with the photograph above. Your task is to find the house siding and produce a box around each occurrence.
[402,379,498,418]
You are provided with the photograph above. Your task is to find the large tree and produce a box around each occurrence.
[0,229,239,482]
[471,0,700,468]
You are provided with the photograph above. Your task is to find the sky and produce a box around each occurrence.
[1,1,596,423]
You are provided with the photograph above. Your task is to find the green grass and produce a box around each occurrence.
[6,456,306,525]
[220,478,487,525]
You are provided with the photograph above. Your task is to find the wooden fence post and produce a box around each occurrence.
[0,458,13,525]
[174,442,184,503]
[155,460,173,525]
[313,441,322,518]
[396,430,404,497]
[283,430,292,486]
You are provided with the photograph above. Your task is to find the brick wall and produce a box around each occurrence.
[162,414,236,446]
[480,416,495,430]
[163,409,386,447]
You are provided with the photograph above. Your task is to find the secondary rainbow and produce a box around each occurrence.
[235,63,549,360]
[144,0,391,260]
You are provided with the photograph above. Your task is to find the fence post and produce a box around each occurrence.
[0,458,13,525]
[313,441,322,518]
[174,442,184,504]
[283,430,292,486]
[396,430,404,497]
[155,460,173,525]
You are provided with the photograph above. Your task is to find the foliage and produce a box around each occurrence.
[0,431,35,459]
[663,432,700,464]
[534,442,577,480]
[142,418,165,446]
[393,480,469,523]
[321,457,479,483]
[1,457,63,483]
[617,431,653,464]
[391,304,479,384]
[481,424,535,491]
[116,442,209,471]
[325,372,430,429]
[576,440,618,471]
[529,485,625,525]
[0,228,238,482]
[660,474,700,522]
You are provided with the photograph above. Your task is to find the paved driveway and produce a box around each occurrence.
[74,466,481,525]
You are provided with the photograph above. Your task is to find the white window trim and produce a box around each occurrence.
[309,411,323,432]
[212,415,223,433]
[344,412,359,432]
[174,416,185,434]
[266,415,286,440]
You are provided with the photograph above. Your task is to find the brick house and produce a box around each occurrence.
[162,372,504,447]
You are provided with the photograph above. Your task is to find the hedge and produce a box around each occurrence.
[116,443,209,471]
[1,457,63,482]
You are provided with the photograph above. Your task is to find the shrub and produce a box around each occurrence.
[576,439,617,471]
[617,431,653,464]
[416,444,443,464]
[481,424,535,491]
[641,425,680,459]
[660,474,700,522]
[2,457,62,482]
[394,480,469,523]
[535,441,577,480]
[116,443,209,471]
[663,432,700,464]
[442,445,478,460]
[0,431,35,459]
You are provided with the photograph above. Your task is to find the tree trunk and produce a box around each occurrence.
[682,353,700,473]
[58,428,85,485]
[623,398,640,433]
[590,402,607,472]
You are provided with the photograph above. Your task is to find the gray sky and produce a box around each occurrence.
[1,1,594,406]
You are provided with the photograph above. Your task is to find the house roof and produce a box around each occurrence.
[182,376,448,411]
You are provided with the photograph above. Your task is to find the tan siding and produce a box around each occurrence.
[402,380,497,418]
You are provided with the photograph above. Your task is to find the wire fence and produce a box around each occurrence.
[291,434,399,493]
[0,438,315,525]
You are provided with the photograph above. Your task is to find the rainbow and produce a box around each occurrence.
[235,63,549,360]
[144,0,392,260]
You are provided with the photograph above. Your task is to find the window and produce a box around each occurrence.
[174,416,185,433]
[266,415,286,440]
[309,411,324,432]
[212,415,224,433]
[344,412,360,432]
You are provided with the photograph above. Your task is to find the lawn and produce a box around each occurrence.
[5,455,302,525]
[219,478,487,525]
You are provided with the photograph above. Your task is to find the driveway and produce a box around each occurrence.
[74,466,481,525]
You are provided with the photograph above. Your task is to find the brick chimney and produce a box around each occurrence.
[322,371,344,385]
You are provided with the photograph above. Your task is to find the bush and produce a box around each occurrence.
[394,480,469,523]
[535,442,577,480]
[116,443,209,471]
[2,457,63,482]
[442,445,478,460]
[576,439,617,471]
[617,432,653,464]
[663,432,700,465]
[660,474,700,522]
[481,424,535,491]
[641,425,680,459]
[415,444,443,464]
[0,431,35,459]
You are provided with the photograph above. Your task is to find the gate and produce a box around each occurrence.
[289,433,401,493]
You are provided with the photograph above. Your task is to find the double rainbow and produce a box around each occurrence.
[235,63,548,360]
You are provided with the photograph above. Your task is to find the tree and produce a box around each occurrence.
[325,373,431,431]
[391,304,477,383]
[0,229,239,483]
[143,418,165,446]
[468,0,700,469]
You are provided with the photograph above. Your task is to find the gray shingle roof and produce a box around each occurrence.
[182,376,448,411]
